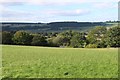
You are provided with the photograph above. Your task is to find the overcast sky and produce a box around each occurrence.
[0,0,119,23]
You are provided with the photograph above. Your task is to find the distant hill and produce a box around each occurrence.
[1,22,115,33]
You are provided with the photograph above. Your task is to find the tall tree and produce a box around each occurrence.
[106,26,120,47]
[12,31,33,45]
[2,31,13,44]
[52,31,73,47]
[0,32,2,44]
[52,35,69,47]
[87,26,107,47]
[31,34,47,46]
[70,33,86,48]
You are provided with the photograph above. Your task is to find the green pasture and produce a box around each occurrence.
[2,45,118,78]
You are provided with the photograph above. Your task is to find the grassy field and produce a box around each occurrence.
[2,45,118,78]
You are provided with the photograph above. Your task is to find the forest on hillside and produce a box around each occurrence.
[1,21,116,32]
[1,26,120,48]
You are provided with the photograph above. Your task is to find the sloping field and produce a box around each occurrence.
[2,45,118,78]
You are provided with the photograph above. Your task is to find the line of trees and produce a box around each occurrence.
[1,26,120,48]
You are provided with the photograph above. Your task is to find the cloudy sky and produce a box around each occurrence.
[0,0,119,23]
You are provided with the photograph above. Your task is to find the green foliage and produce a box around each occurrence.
[0,32,2,44]
[87,26,107,44]
[70,33,86,48]
[58,30,73,46]
[2,31,13,44]
[96,39,107,48]
[31,34,47,46]
[87,26,108,48]
[59,30,73,39]
[2,45,118,78]
[106,26,120,47]
[1,26,119,48]
[12,31,33,45]
[2,22,109,32]
[52,35,69,46]
[85,44,98,48]
[47,37,60,47]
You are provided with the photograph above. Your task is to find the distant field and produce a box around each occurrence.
[2,45,118,78]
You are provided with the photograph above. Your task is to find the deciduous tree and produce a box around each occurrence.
[12,31,32,45]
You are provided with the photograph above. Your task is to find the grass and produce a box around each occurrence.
[2,45,118,78]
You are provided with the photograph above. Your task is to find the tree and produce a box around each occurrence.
[51,31,74,47]
[70,33,86,48]
[2,31,13,44]
[106,26,120,47]
[12,31,33,45]
[47,38,55,47]
[87,26,107,47]
[0,32,2,44]
[31,34,47,46]
[59,30,73,39]
[52,35,69,47]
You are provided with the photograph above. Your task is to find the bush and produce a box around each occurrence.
[85,44,98,48]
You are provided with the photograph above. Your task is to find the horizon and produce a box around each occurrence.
[0,20,118,23]
[0,0,118,23]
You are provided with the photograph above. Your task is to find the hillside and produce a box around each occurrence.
[1,22,116,33]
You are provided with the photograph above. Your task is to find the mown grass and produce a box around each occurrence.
[2,45,118,78]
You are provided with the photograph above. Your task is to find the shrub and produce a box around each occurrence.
[85,44,98,48]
